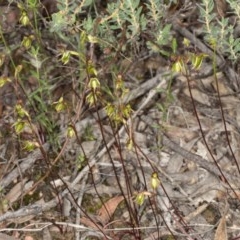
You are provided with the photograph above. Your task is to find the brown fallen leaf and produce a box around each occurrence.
[183,87,210,106]
[162,124,198,142]
[80,216,103,231]
[5,178,28,204]
[98,195,124,225]
[214,215,227,240]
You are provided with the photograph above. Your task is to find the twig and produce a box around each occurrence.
[162,133,239,187]
[0,143,49,189]
[141,115,240,191]
[75,174,88,240]
[0,71,171,224]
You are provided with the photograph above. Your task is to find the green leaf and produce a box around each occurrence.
[85,0,94,6]
[50,12,69,32]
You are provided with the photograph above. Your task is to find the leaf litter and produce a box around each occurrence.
[1,1,240,240]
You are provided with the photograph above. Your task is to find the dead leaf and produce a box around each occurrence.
[183,88,210,106]
[162,124,198,142]
[6,178,28,204]
[80,216,103,230]
[212,74,232,95]
[5,178,33,204]
[214,216,227,240]
[98,196,124,225]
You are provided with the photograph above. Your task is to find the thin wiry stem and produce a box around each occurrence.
[212,50,240,174]
[184,68,240,200]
